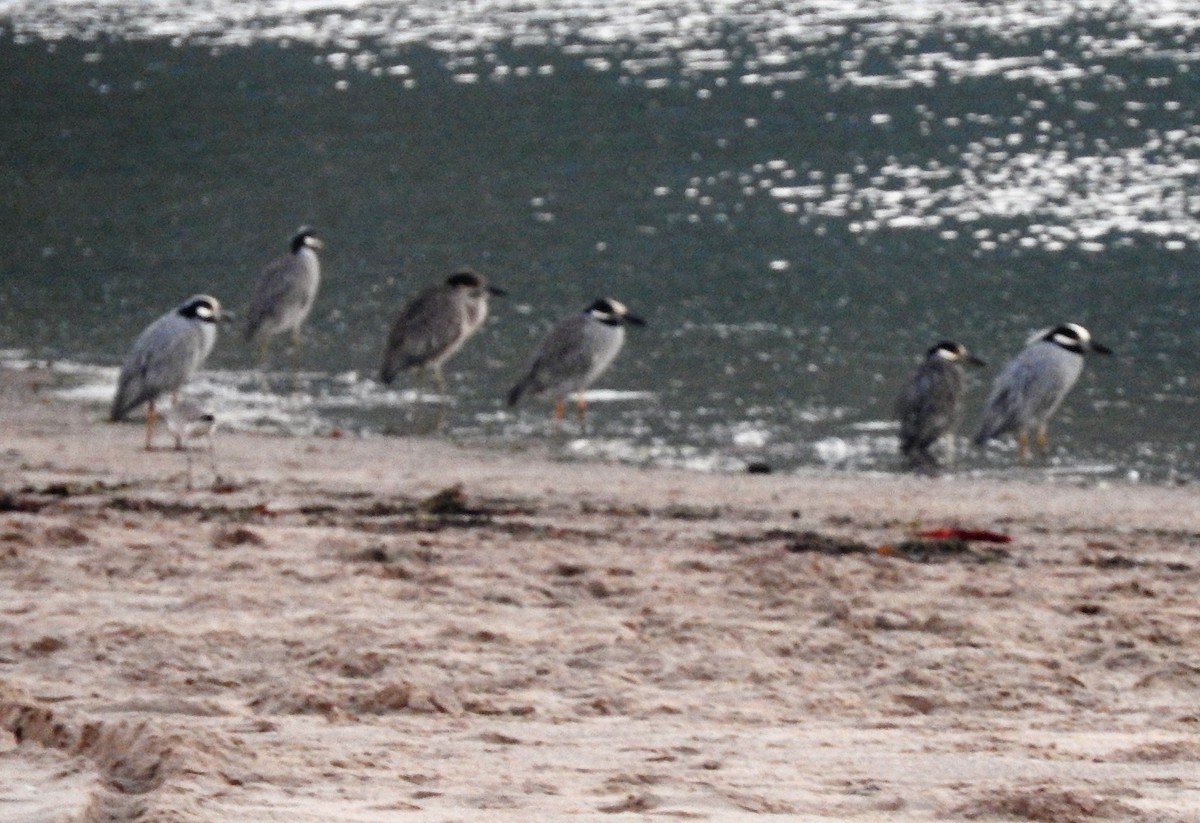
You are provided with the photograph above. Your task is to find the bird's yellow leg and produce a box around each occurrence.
[206,433,220,483]
[433,369,449,431]
[575,395,587,422]
[1036,427,1049,457]
[1017,430,1028,462]
[411,368,449,433]
[184,449,195,491]
[553,400,565,422]
[144,400,157,451]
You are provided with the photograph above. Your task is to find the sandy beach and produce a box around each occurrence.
[2,364,1199,822]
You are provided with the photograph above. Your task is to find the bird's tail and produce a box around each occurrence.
[507,378,530,407]
[972,387,1011,447]
[972,420,998,447]
[109,381,137,422]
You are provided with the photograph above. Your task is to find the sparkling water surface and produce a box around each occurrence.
[1,2,1197,481]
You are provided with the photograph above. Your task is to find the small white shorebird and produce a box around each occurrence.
[379,269,505,428]
[110,294,228,450]
[507,298,645,424]
[164,396,220,489]
[243,227,324,364]
[974,323,1112,460]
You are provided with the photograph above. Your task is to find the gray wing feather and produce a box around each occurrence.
[509,315,620,404]
[379,287,463,383]
[244,252,319,342]
[110,313,212,420]
[896,360,963,455]
[974,343,1078,443]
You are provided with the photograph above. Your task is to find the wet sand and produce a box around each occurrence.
[2,365,1199,822]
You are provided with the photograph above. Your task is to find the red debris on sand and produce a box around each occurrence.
[917,527,1012,543]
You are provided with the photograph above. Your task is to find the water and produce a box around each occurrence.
[1,1,1197,482]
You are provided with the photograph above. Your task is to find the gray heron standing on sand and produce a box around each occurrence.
[110,294,228,450]
[507,298,645,424]
[379,269,506,427]
[974,323,1111,460]
[243,227,323,363]
[895,340,985,469]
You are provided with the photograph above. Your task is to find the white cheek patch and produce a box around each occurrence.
[934,347,959,361]
[1064,323,1090,343]
[607,299,628,316]
[1052,332,1078,348]
[195,305,215,320]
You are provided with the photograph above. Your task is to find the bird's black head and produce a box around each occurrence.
[290,227,323,253]
[926,340,985,367]
[447,268,506,296]
[177,295,223,323]
[586,298,645,327]
[1043,323,1111,355]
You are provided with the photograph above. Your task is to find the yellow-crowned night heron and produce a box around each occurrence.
[895,340,985,469]
[110,294,227,450]
[244,227,323,361]
[507,298,645,422]
[974,323,1112,459]
[379,269,505,415]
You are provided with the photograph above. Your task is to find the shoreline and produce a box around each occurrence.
[5,353,1193,485]
[2,364,1200,821]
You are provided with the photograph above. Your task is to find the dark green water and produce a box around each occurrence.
[1,3,1197,481]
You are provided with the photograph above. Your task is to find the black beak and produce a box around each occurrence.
[1090,341,1112,355]
[219,310,237,323]
[624,314,646,327]
[487,285,508,297]
[965,353,987,367]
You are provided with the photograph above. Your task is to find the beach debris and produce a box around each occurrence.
[949,785,1137,822]
[0,492,49,513]
[420,484,471,515]
[598,792,662,813]
[0,691,235,795]
[1078,547,1191,573]
[916,527,1012,543]
[248,678,465,718]
[776,529,1009,563]
[553,562,589,577]
[879,538,1010,564]
[893,693,941,714]
[478,731,523,746]
[43,524,89,547]
[1,481,133,512]
[783,531,873,556]
[212,526,267,549]
[1133,662,1200,691]
[26,635,67,656]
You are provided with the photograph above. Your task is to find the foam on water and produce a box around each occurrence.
[3,347,1182,481]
